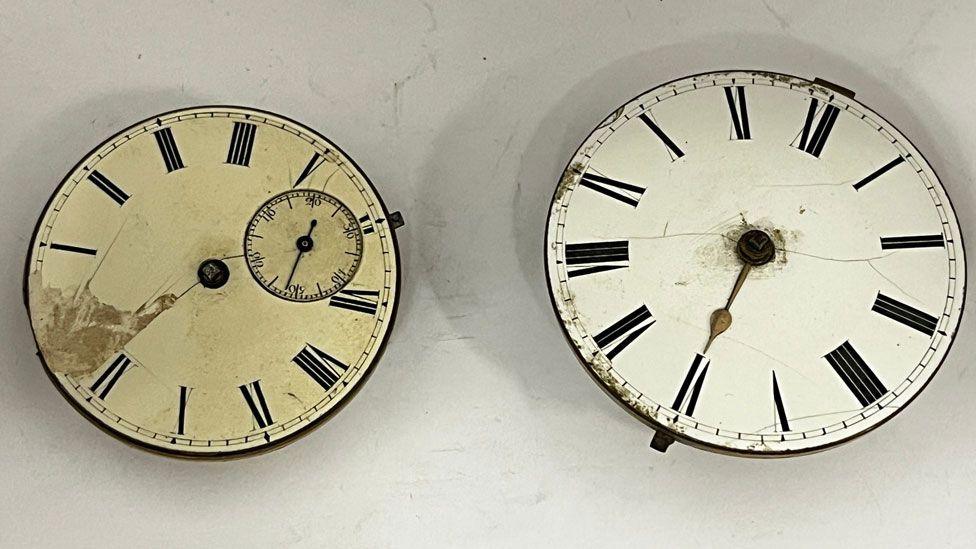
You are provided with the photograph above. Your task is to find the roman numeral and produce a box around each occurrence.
[724,86,751,140]
[795,98,839,157]
[772,371,790,432]
[824,341,887,406]
[239,380,273,429]
[593,305,655,360]
[87,170,129,206]
[872,292,939,336]
[672,354,709,417]
[153,127,185,172]
[292,344,348,391]
[50,243,97,255]
[294,152,327,187]
[226,121,257,166]
[359,214,375,235]
[90,353,132,400]
[176,385,190,435]
[853,156,905,191]
[880,234,944,250]
[565,240,629,278]
[578,172,646,207]
[329,289,379,315]
[638,112,684,160]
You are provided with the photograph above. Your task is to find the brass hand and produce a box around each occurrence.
[702,228,775,354]
[702,263,752,354]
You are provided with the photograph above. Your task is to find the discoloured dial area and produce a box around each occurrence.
[545,71,965,456]
[26,106,400,457]
[244,190,364,302]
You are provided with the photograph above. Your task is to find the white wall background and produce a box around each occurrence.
[1,1,974,547]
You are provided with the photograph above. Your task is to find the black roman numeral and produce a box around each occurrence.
[578,172,646,207]
[226,122,257,166]
[329,289,379,315]
[176,385,191,435]
[50,243,97,256]
[359,214,375,235]
[824,341,887,406]
[90,353,132,400]
[724,86,751,140]
[880,234,944,250]
[872,292,939,336]
[795,98,839,157]
[294,152,327,187]
[565,240,629,278]
[772,371,790,432]
[153,127,185,172]
[593,305,655,360]
[638,112,685,160]
[87,170,129,206]
[292,344,348,391]
[853,156,905,191]
[673,354,709,417]
[239,380,273,429]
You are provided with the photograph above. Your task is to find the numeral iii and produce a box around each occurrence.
[329,289,379,315]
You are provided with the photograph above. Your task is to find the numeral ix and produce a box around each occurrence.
[565,240,628,278]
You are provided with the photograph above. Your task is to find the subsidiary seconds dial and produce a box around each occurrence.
[245,190,363,302]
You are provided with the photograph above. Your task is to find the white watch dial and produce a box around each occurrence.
[545,71,966,456]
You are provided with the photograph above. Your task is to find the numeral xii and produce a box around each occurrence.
[227,122,257,166]
[796,98,839,157]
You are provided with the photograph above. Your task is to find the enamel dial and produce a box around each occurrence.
[25,106,401,458]
[545,71,966,456]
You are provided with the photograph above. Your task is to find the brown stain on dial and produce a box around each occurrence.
[553,162,585,205]
[28,272,176,377]
[693,215,799,277]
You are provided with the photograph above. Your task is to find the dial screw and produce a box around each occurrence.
[736,229,776,266]
[198,258,230,289]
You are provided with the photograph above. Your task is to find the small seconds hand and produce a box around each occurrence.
[285,219,317,290]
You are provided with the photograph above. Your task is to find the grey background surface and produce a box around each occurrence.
[1,1,974,547]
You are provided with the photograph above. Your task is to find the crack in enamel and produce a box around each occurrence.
[29,272,177,377]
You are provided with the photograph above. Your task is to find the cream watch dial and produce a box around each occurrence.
[545,71,965,456]
[26,106,400,457]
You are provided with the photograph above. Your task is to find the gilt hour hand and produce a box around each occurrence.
[702,229,775,354]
